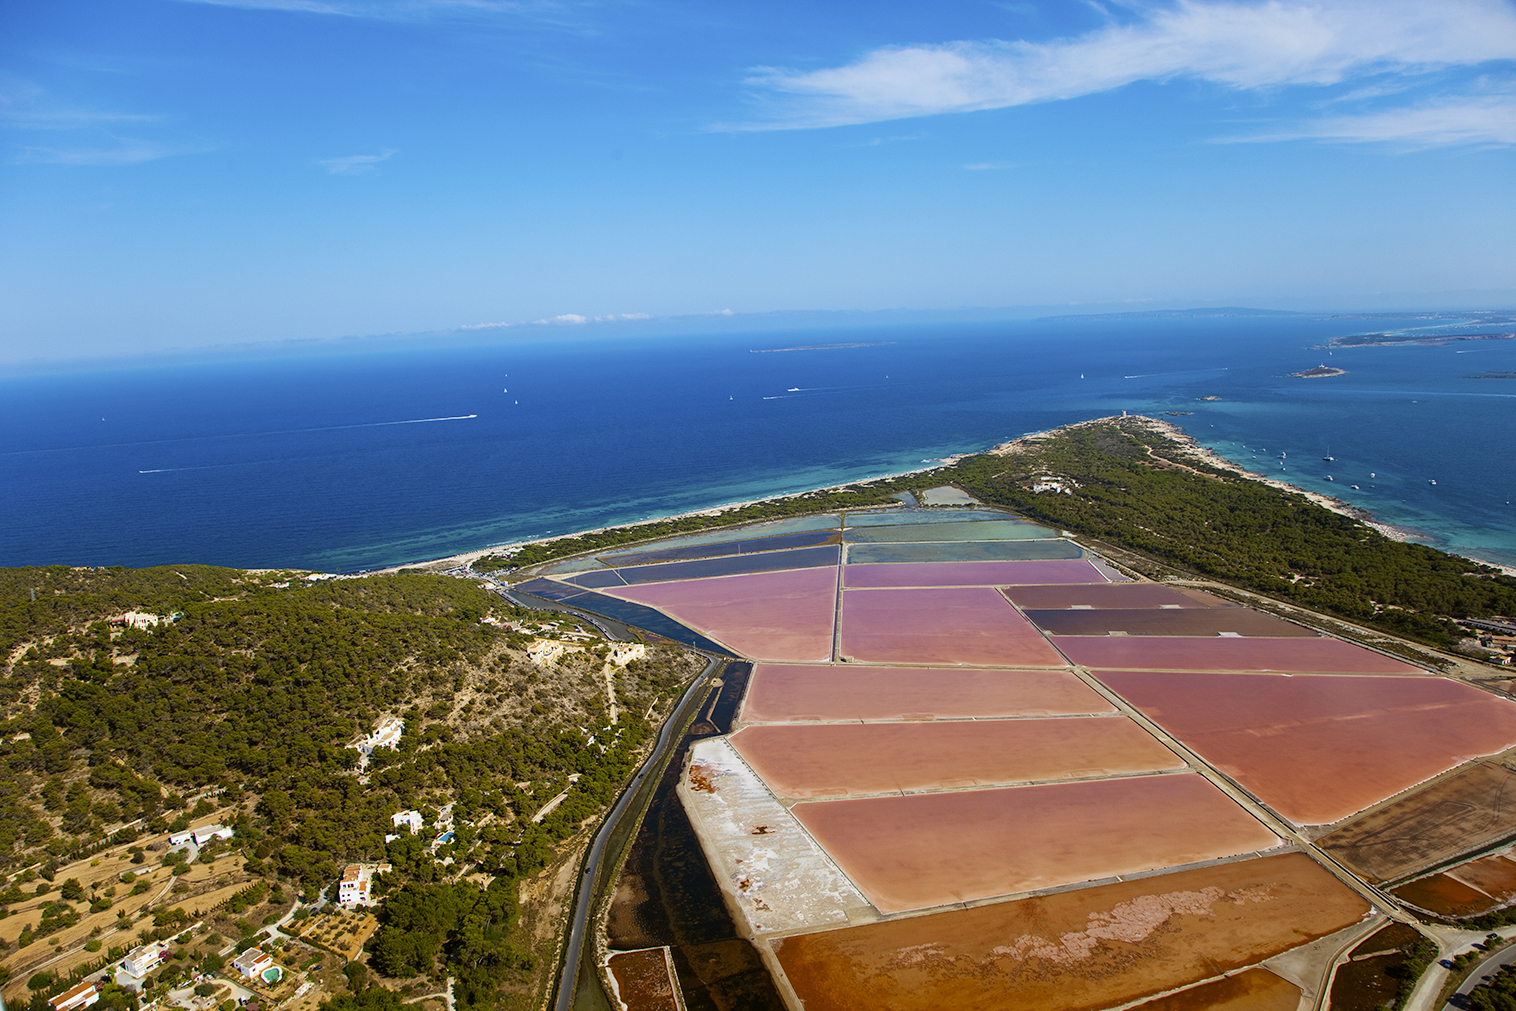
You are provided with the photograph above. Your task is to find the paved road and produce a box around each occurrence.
[552,655,723,1011]
[1442,937,1516,1008]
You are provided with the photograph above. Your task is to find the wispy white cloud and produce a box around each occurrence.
[736,0,1516,130]
[1229,92,1516,146]
[0,79,156,130]
[963,160,1017,170]
[12,138,211,166]
[318,149,394,174]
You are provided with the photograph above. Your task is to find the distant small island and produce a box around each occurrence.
[1292,365,1347,378]
[1326,331,1515,348]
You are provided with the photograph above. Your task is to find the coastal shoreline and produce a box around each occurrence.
[368,414,1516,581]
[363,457,968,576]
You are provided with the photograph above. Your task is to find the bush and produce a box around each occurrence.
[194,983,216,997]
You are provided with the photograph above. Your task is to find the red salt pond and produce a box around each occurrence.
[1097,671,1516,825]
[1055,635,1421,674]
[791,772,1279,913]
[738,664,1114,723]
[842,558,1109,588]
[839,587,1066,667]
[729,718,1183,798]
[1004,583,1233,609]
[603,567,838,662]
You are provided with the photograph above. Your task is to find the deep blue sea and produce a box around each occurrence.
[4,312,1514,572]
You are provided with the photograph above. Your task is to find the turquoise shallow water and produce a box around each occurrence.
[2,312,1512,571]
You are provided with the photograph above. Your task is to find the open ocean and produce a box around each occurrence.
[3,311,1514,572]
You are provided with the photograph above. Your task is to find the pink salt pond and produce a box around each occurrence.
[1097,671,1516,825]
[602,566,838,662]
[792,772,1279,913]
[738,664,1113,723]
[839,587,1066,666]
[1054,635,1421,674]
[728,717,1184,799]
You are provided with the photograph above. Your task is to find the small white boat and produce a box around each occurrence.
[1429,479,1438,486]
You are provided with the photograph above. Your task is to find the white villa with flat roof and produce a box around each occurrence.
[122,942,169,978]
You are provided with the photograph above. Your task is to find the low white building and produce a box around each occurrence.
[167,830,194,847]
[608,643,646,666]
[337,862,392,907]
[191,824,234,846]
[527,639,570,666]
[232,946,280,983]
[391,810,423,833]
[122,942,169,978]
[355,716,405,755]
[50,981,101,1011]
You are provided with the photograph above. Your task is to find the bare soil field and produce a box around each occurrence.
[738,664,1114,723]
[771,852,1367,1011]
[1319,762,1516,882]
[728,717,1182,798]
[790,772,1279,913]
[1097,670,1516,826]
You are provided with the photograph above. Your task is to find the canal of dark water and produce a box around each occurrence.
[604,663,787,1011]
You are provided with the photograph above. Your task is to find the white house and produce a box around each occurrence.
[50,981,101,1011]
[355,716,404,755]
[608,643,646,666]
[232,946,275,980]
[122,942,169,978]
[391,810,423,834]
[167,830,194,847]
[191,824,234,846]
[336,862,391,907]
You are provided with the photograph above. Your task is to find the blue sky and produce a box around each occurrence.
[3,0,1515,363]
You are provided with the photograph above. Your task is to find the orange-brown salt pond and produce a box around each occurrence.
[772,852,1366,1011]
[839,586,1065,666]
[728,717,1183,798]
[1126,969,1301,1011]
[790,772,1278,912]
[1098,671,1516,825]
[602,566,838,662]
[607,948,681,1011]
[1055,635,1422,673]
[738,664,1113,723]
